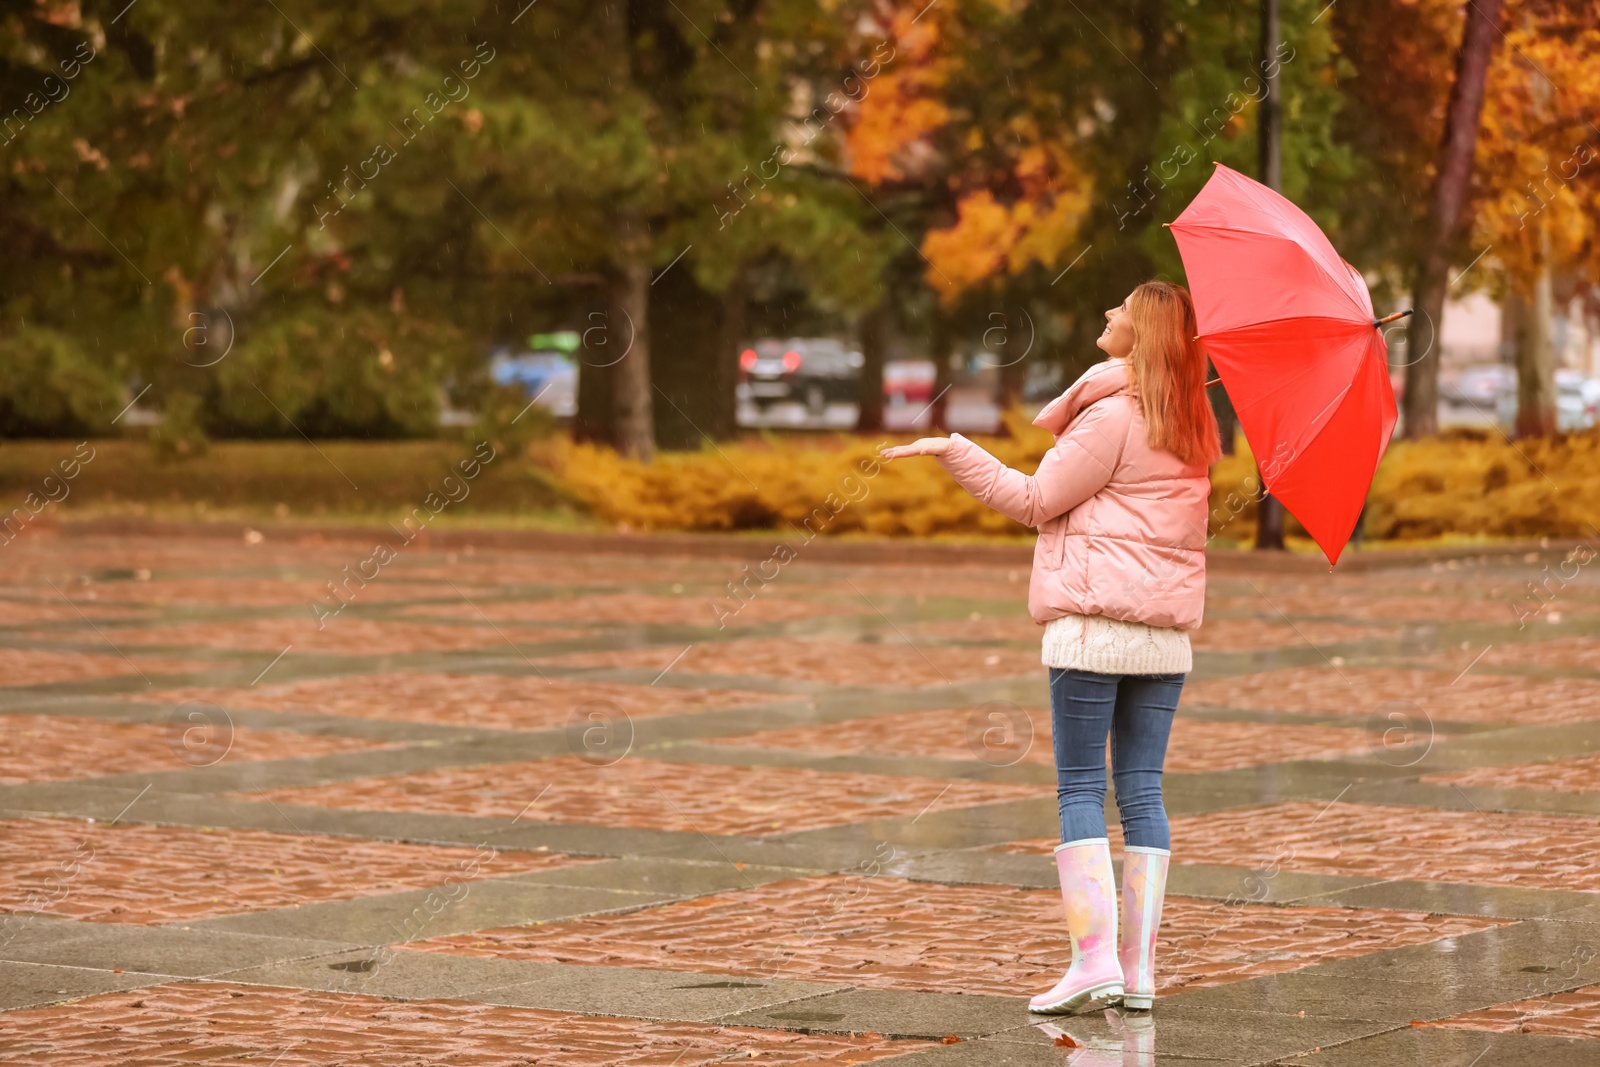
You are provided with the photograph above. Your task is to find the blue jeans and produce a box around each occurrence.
[1049,667,1185,850]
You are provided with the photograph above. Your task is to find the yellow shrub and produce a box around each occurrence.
[548,422,1600,542]
[1366,428,1600,540]
[550,418,1046,539]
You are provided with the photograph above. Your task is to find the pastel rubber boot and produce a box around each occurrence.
[1029,838,1125,1014]
[1117,845,1170,1010]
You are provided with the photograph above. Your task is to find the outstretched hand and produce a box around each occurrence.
[880,437,952,460]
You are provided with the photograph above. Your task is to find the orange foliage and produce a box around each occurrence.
[846,77,951,185]
[920,191,1015,292]
[842,5,949,185]
[921,180,1090,300]
[845,2,1092,303]
[1471,4,1600,290]
[1337,0,1599,295]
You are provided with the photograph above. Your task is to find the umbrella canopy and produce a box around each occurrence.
[1168,162,1398,565]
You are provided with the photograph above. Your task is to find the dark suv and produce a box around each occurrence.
[738,338,863,414]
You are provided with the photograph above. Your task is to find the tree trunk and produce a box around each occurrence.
[1403,264,1448,438]
[613,258,654,461]
[1256,0,1281,192]
[1255,481,1286,550]
[1403,0,1505,439]
[715,266,747,440]
[574,307,618,446]
[928,311,954,433]
[1211,372,1237,455]
[1513,225,1559,438]
[650,263,726,450]
[1254,0,1286,550]
[997,342,1027,424]
[856,301,888,433]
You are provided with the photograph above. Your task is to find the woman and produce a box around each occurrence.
[881,281,1219,1014]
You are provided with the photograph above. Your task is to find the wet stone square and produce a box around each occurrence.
[3,528,1600,1065]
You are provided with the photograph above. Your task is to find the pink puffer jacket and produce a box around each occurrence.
[937,358,1211,630]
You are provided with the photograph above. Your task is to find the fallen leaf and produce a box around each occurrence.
[1053,1033,1080,1048]
[940,1035,962,1045]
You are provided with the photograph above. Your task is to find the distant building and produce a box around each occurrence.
[1437,288,1600,376]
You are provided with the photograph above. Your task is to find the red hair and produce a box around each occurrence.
[1126,281,1221,467]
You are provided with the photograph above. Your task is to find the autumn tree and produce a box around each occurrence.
[1402,0,1506,439]
[1469,0,1600,438]
[850,0,1354,434]
[1338,0,1599,440]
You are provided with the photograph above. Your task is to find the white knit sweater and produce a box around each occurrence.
[1040,613,1192,675]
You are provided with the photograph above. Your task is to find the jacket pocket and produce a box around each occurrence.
[1040,521,1066,567]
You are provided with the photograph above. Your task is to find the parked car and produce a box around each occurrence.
[738,338,862,413]
[489,349,577,417]
[1558,370,1600,429]
[1579,377,1600,417]
[1443,364,1516,407]
[1495,374,1599,432]
[883,360,936,406]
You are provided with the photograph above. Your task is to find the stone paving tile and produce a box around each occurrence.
[109,617,567,655]
[0,714,389,784]
[242,755,1038,837]
[1190,616,1395,652]
[1472,637,1600,673]
[553,638,1043,687]
[398,557,716,588]
[1424,754,1600,795]
[414,874,1496,998]
[1210,568,1593,601]
[1161,802,1600,893]
[988,829,1127,856]
[908,613,1393,654]
[136,672,788,730]
[0,981,931,1065]
[0,817,581,925]
[0,600,154,624]
[711,707,1375,774]
[1161,719,1378,771]
[1207,590,1600,623]
[404,592,867,628]
[1181,666,1600,725]
[46,576,484,608]
[5,533,1592,1062]
[903,615,1040,644]
[0,649,213,688]
[1431,983,1600,1040]
[802,569,1031,605]
[11,534,352,571]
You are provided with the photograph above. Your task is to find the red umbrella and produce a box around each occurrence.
[1167,162,1404,565]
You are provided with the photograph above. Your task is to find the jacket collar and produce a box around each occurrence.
[1032,358,1132,435]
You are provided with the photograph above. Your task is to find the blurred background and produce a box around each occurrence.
[2,0,1598,546]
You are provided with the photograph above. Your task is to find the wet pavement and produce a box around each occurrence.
[1,529,1599,1064]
